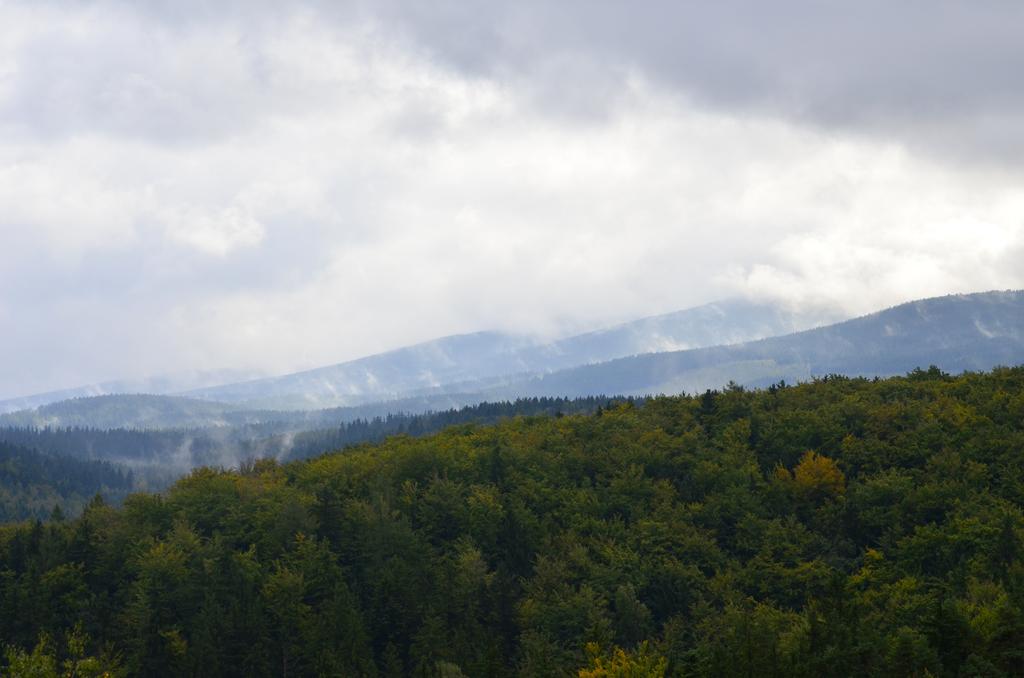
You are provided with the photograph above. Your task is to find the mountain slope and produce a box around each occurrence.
[181,331,541,409]
[182,298,831,409]
[536,297,833,364]
[498,290,1024,397]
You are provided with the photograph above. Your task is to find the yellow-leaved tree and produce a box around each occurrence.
[791,450,846,502]
[578,642,668,677]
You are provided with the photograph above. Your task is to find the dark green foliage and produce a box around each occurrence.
[3,367,1024,676]
[0,441,132,521]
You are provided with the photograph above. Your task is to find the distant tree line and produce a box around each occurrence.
[281,396,633,460]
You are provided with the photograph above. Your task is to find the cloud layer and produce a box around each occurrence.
[1,1,1022,398]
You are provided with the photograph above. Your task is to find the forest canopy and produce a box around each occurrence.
[0,441,132,522]
[2,366,1024,676]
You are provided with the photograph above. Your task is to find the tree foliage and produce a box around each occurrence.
[2,367,1024,676]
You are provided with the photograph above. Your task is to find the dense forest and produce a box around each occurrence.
[0,441,133,522]
[2,367,1024,676]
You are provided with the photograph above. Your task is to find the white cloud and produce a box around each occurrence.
[163,205,265,256]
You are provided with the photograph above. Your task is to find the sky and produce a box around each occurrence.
[1,1,1023,398]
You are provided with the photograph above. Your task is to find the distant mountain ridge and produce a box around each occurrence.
[181,298,833,409]
[8,298,816,413]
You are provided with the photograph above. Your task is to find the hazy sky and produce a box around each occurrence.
[2,1,1023,398]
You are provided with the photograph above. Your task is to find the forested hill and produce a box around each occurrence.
[3,366,1024,676]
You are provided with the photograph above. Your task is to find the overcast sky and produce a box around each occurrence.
[2,1,1023,398]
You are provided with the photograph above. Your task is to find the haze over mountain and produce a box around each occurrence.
[180,298,834,410]
[2,298,821,415]
[0,297,825,427]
